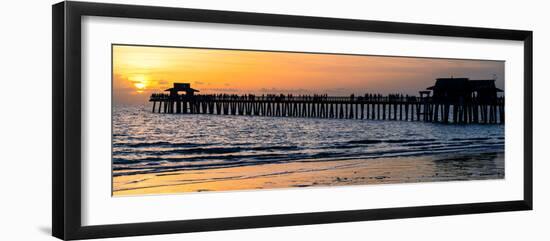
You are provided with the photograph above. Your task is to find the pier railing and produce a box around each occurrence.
[149,93,504,124]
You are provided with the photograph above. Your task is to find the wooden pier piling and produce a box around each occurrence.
[149,93,504,124]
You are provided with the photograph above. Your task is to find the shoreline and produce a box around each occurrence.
[113,151,504,196]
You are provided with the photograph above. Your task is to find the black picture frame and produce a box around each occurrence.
[52,1,533,240]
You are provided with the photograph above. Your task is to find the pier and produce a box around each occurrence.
[149,79,504,124]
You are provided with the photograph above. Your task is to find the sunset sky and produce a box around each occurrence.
[113,45,504,105]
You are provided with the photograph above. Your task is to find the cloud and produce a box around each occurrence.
[258,88,311,94]
[202,88,240,93]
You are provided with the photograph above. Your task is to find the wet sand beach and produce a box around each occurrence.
[113,151,503,196]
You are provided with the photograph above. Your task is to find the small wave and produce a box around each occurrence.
[112,152,293,165]
[386,138,437,143]
[113,141,213,148]
[113,145,300,156]
[347,139,384,144]
[113,140,503,167]
[347,138,436,145]
[450,137,491,141]
[113,144,504,177]
[402,142,442,147]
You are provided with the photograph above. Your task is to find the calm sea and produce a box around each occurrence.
[112,105,505,177]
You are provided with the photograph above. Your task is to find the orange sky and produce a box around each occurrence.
[113,45,504,105]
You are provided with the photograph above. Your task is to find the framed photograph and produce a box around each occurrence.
[52,1,533,240]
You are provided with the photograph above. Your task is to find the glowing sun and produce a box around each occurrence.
[130,75,149,93]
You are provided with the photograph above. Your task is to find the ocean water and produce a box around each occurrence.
[112,105,505,177]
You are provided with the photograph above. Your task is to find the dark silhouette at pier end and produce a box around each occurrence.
[165,83,199,96]
[149,78,504,124]
[427,78,503,104]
